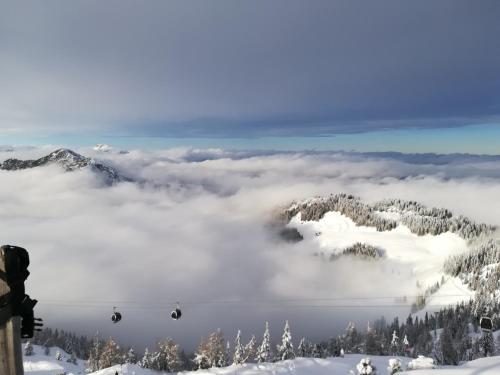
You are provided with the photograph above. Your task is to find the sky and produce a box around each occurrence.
[1,0,500,153]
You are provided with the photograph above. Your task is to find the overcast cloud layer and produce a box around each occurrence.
[1,146,500,350]
[1,1,500,137]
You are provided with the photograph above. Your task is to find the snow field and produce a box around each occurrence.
[289,211,474,309]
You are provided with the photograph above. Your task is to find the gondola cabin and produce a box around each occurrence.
[480,316,493,332]
[111,307,122,323]
[171,302,182,320]
[171,308,182,320]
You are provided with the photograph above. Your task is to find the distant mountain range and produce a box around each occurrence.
[0,148,127,184]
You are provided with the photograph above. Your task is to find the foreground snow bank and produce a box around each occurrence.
[24,347,500,375]
[406,355,435,370]
[90,355,411,375]
[401,355,500,374]
[91,356,500,375]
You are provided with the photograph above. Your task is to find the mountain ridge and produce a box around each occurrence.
[0,148,127,184]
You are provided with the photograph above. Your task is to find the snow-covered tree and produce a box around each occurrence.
[480,331,495,357]
[211,330,228,367]
[125,347,137,364]
[226,341,231,366]
[100,338,122,369]
[403,334,410,356]
[356,357,376,374]
[256,322,273,363]
[55,351,62,361]
[277,320,295,360]
[193,339,210,370]
[297,337,310,357]
[152,338,181,372]
[390,331,399,355]
[243,335,257,363]
[387,358,402,374]
[64,337,74,355]
[311,344,322,358]
[140,348,154,369]
[340,348,345,357]
[86,332,101,372]
[233,330,244,365]
[364,322,379,355]
[344,322,360,353]
[194,330,227,369]
[24,341,34,356]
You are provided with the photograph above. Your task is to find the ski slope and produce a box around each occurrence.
[414,277,475,319]
[289,211,474,309]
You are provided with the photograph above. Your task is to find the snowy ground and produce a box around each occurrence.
[401,356,500,375]
[414,278,475,319]
[24,345,86,375]
[289,211,474,311]
[62,355,415,375]
[23,346,500,375]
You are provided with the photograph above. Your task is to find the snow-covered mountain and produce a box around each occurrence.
[93,144,114,153]
[279,194,494,240]
[0,148,126,184]
[93,144,129,154]
[277,194,497,313]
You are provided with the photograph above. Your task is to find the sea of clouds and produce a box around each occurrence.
[1,145,499,351]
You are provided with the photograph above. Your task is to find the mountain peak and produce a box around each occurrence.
[48,148,86,161]
[0,148,125,184]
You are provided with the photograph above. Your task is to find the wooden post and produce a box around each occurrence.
[0,248,24,375]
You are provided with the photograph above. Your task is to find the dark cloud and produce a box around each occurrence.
[1,1,499,136]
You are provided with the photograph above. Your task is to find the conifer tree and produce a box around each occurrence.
[297,337,308,357]
[152,338,181,372]
[87,332,101,372]
[480,331,495,357]
[277,320,295,360]
[210,330,228,367]
[243,335,257,363]
[365,322,378,355]
[402,334,410,356]
[390,331,399,356]
[140,348,154,369]
[233,330,244,365]
[344,322,359,353]
[193,338,211,370]
[256,322,272,363]
[312,344,322,358]
[100,338,122,369]
[125,348,137,364]
[440,328,458,365]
